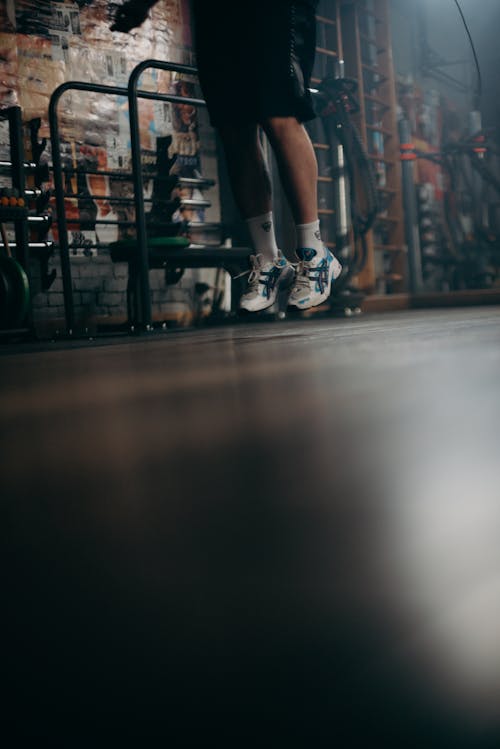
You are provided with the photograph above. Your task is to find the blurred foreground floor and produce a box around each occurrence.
[2,307,500,745]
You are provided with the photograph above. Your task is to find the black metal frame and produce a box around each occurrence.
[49,61,250,335]
[0,106,32,335]
[0,107,28,262]
[49,81,129,334]
[5,108,29,272]
[127,60,205,328]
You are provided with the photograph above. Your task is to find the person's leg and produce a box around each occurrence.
[217,122,278,262]
[261,116,318,227]
[217,122,294,312]
[217,122,271,220]
[261,115,342,309]
[261,115,328,259]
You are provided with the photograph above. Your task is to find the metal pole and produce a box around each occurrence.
[128,60,202,329]
[332,61,351,262]
[49,82,128,335]
[399,118,424,294]
[468,110,488,229]
[6,106,32,330]
[8,107,30,271]
[48,70,205,332]
[49,86,77,334]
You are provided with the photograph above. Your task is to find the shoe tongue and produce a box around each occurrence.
[253,253,275,269]
[297,247,317,262]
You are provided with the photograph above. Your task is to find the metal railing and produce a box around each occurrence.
[128,60,206,329]
[49,81,129,334]
[48,61,207,333]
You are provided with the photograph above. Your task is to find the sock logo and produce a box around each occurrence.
[314,230,321,241]
[298,248,317,261]
[262,221,272,232]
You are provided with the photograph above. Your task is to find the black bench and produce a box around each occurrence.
[109,237,251,323]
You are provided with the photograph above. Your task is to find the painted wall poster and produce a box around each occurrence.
[0,0,209,255]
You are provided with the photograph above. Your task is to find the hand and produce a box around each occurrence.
[110,2,150,33]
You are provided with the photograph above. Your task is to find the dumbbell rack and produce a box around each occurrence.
[0,106,31,338]
[0,107,54,339]
[49,62,251,336]
[27,118,56,292]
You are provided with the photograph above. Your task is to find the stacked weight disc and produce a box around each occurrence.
[0,187,28,221]
[0,188,30,328]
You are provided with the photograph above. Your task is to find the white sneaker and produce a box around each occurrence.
[239,251,295,312]
[288,247,342,310]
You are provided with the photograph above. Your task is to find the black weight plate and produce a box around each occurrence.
[0,266,12,328]
[0,256,30,327]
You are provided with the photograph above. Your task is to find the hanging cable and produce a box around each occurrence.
[452,0,482,109]
[317,76,379,284]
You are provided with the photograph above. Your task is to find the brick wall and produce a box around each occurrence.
[0,1,228,336]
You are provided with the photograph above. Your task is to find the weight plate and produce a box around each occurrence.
[0,266,12,328]
[0,256,30,327]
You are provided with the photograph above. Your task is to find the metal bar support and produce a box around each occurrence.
[127,59,204,328]
[399,118,424,293]
[49,68,205,333]
[2,106,33,330]
[6,108,29,272]
[49,81,128,334]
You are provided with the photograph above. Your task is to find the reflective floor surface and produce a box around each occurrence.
[2,307,500,744]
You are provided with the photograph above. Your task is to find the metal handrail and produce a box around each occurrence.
[49,82,129,334]
[49,63,205,333]
[127,59,205,328]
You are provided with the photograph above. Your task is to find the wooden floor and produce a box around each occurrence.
[2,307,500,744]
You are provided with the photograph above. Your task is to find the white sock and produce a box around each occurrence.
[296,219,326,259]
[245,211,279,263]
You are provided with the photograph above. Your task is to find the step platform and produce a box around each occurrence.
[109,236,251,274]
[109,236,252,321]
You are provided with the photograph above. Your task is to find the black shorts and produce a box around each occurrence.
[192,0,318,127]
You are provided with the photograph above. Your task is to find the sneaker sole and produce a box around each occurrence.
[287,256,342,310]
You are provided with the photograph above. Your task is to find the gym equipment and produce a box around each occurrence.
[398,118,424,293]
[317,71,378,280]
[311,64,378,314]
[127,60,205,329]
[0,222,30,329]
[399,113,500,291]
[0,106,34,336]
[49,65,252,335]
[0,187,25,208]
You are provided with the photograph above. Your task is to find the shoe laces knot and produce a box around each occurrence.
[293,259,328,294]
